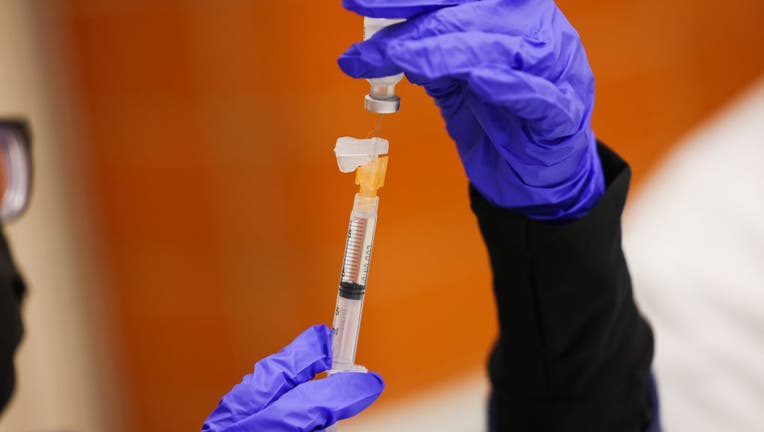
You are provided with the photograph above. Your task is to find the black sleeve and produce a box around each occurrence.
[0,229,25,413]
[470,143,654,431]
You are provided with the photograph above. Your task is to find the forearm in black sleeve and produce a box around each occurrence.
[471,143,654,432]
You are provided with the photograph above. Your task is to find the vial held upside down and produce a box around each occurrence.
[363,17,406,114]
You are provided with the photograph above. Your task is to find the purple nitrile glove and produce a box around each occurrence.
[202,325,384,432]
[339,0,605,221]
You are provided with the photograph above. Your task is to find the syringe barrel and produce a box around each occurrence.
[332,295,365,371]
[331,194,379,371]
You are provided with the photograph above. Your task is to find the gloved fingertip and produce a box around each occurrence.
[314,323,334,365]
[366,371,385,390]
[306,322,331,346]
[338,38,403,79]
[337,46,369,79]
[262,324,333,377]
[329,370,385,398]
[312,323,333,339]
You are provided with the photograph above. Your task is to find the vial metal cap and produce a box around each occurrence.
[365,94,400,114]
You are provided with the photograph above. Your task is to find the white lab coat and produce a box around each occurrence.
[625,77,764,432]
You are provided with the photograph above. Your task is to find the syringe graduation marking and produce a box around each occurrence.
[341,217,367,282]
[339,217,369,300]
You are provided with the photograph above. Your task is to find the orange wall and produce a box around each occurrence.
[52,1,762,431]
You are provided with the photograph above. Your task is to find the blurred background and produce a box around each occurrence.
[0,0,761,431]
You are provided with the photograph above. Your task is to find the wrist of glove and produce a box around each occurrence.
[202,325,384,432]
[339,0,605,221]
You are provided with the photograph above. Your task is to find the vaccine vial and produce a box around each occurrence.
[363,17,405,114]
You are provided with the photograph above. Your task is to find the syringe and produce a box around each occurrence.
[327,138,388,431]
[331,145,388,372]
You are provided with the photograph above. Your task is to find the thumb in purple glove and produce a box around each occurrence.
[202,325,384,432]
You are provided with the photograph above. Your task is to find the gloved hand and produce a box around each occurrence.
[202,325,384,432]
[339,0,605,221]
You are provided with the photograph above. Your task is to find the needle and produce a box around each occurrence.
[373,114,383,137]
